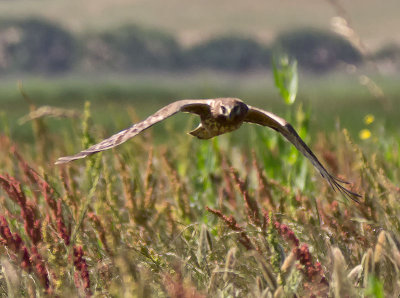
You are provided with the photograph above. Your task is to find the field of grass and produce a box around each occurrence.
[1,72,399,144]
[0,72,399,296]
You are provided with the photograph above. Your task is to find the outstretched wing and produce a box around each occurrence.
[244,106,361,202]
[55,99,212,164]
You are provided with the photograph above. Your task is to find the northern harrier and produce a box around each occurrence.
[56,98,360,202]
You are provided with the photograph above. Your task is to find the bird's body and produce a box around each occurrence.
[56,98,360,202]
[188,98,248,139]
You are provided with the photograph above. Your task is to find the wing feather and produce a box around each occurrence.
[55,100,211,164]
[244,106,360,202]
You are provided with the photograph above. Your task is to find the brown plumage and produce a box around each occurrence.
[55,98,360,202]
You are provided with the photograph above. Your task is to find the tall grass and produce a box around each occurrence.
[0,96,399,296]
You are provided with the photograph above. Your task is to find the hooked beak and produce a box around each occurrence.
[225,107,234,121]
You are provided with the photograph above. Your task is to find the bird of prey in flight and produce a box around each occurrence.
[56,98,360,202]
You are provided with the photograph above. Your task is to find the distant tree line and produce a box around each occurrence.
[0,18,397,75]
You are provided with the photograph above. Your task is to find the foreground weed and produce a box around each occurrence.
[0,101,399,296]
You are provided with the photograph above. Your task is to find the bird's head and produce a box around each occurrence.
[213,98,248,122]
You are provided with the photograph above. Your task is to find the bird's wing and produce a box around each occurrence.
[244,106,360,202]
[55,99,212,164]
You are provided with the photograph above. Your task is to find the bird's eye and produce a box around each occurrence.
[233,106,241,114]
[221,106,227,114]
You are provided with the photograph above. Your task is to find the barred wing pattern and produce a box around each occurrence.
[244,106,360,202]
[55,100,211,164]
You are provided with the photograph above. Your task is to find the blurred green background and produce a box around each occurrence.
[0,0,399,143]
